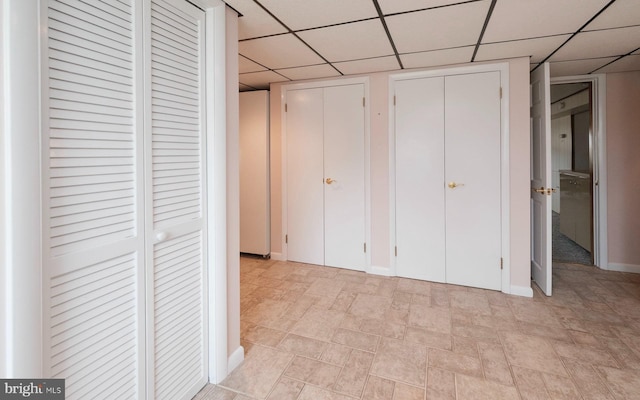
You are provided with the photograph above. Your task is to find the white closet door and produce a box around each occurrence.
[324,84,366,270]
[395,77,446,282]
[43,0,145,398]
[444,72,502,290]
[147,0,208,399]
[286,88,325,265]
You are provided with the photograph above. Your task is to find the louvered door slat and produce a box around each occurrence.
[44,1,143,398]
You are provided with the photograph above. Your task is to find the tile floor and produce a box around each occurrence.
[195,257,640,399]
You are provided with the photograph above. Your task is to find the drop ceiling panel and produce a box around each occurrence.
[257,0,377,31]
[239,70,290,89]
[549,57,617,77]
[476,35,570,63]
[586,0,640,30]
[386,1,489,53]
[333,56,400,75]
[483,0,610,42]
[596,54,640,73]
[297,20,394,62]
[400,46,474,69]
[239,55,267,74]
[550,26,640,61]
[225,0,286,40]
[239,34,325,70]
[377,0,471,15]
[276,64,341,81]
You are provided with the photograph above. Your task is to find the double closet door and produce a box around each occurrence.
[395,71,502,291]
[286,84,366,271]
[42,0,208,399]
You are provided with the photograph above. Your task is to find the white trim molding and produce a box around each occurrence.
[227,345,245,372]
[606,263,640,274]
[510,285,534,298]
[269,252,284,261]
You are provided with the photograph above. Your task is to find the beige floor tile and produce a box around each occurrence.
[289,307,345,341]
[450,291,492,316]
[284,356,342,390]
[508,299,564,328]
[563,359,615,400]
[283,295,318,320]
[332,328,379,352]
[408,304,451,334]
[194,385,237,400]
[277,333,328,359]
[404,327,452,350]
[296,385,354,400]
[320,343,352,366]
[360,318,405,340]
[428,349,483,378]
[393,383,425,400]
[333,349,374,397]
[371,338,428,386]
[500,331,568,376]
[330,290,357,312]
[220,345,293,399]
[478,342,514,386]
[552,342,619,367]
[511,366,551,400]
[243,299,291,327]
[305,277,346,299]
[455,374,520,400]
[451,322,500,343]
[265,377,304,400]
[397,278,432,295]
[243,324,287,347]
[541,373,581,399]
[596,365,640,399]
[452,336,480,358]
[362,375,395,400]
[427,367,456,399]
[517,321,573,342]
[348,293,394,320]
[600,336,640,370]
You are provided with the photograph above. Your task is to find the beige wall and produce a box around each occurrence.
[606,71,640,267]
[269,57,532,292]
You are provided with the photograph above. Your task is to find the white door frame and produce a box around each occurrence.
[388,62,512,293]
[280,77,371,271]
[550,74,607,270]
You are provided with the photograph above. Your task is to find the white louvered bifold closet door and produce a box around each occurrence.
[43,0,145,399]
[146,1,208,399]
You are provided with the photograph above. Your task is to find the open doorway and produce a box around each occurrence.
[550,82,596,266]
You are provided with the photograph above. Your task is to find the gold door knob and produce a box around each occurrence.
[533,186,546,194]
[325,178,335,185]
[448,182,463,189]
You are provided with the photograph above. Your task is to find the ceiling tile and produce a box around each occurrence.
[386,1,490,54]
[239,34,325,70]
[400,46,475,69]
[549,57,617,77]
[297,20,394,63]
[275,64,341,81]
[594,54,640,74]
[483,0,610,42]
[550,26,640,61]
[239,83,255,92]
[586,0,640,30]
[225,0,286,40]
[239,70,290,90]
[378,0,470,15]
[257,0,377,31]
[333,56,400,75]
[239,55,267,74]
[476,35,570,64]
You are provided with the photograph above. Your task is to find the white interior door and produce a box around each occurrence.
[395,77,446,282]
[42,0,145,398]
[147,0,208,399]
[286,88,325,265]
[445,72,502,291]
[323,84,366,270]
[530,63,552,296]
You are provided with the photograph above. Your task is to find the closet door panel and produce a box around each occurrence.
[147,1,208,399]
[444,72,502,290]
[323,84,366,270]
[286,88,325,265]
[394,77,446,282]
[43,0,145,398]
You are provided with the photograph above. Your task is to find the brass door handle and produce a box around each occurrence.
[534,186,546,194]
[325,178,335,185]
[448,182,464,189]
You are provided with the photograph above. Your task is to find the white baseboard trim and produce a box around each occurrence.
[368,265,394,277]
[227,346,244,373]
[270,252,284,261]
[607,263,640,274]
[510,285,533,298]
